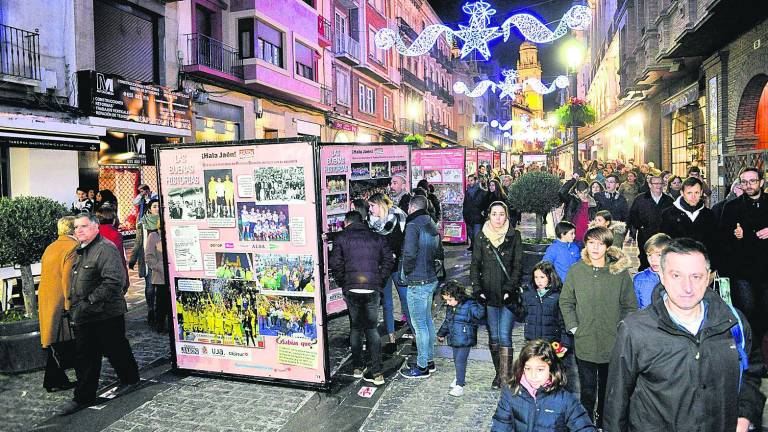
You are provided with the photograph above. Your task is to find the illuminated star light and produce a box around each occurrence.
[497,70,521,99]
[452,2,501,60]
[374,2,592,58]
[454,70,570,98]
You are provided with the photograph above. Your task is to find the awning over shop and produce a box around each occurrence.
[0,129,100,151]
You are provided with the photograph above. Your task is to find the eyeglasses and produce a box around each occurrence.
[740,179,761,185]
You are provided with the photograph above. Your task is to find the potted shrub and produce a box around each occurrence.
[0,196,68,373]
[404,134,426,147]
[555,97,596,128]
[508,172,562,282]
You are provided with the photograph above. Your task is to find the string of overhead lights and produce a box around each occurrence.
[453,69,569,99]
[374,2,591,61]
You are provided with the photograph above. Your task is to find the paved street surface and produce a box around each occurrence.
[3,217,768,431]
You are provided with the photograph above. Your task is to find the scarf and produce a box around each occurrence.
[141,213,160,231]
[369,206,406,236]
[520,373,552,399]
[482,219,509,248]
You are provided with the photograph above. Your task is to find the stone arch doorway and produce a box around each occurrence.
[734,74,768,149]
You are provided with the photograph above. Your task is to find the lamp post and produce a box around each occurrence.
[561,39,584,174]
[407,101,420,136]
[469,127,479,148]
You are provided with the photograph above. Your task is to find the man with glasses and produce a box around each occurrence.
[628,174,673,270]
[720,167,768,345]
[595,174,629,222]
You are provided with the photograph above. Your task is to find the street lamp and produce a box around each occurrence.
[469,127,479,148]
[561,39,584,173]
[407,101,420,135]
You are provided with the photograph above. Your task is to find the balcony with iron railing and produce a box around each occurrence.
[318,16,332,48]
[321,85,333,106]
[183,33,243,81]
[399,67,425,92]
[333,33,361,64]
[0,23,41,82]
[397,17,418,40]
[427,120,458,142]
[400,118,425,135]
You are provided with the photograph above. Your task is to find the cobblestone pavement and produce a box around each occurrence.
[5,223,768,431]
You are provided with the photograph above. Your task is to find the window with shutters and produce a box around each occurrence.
[358,82,375,114]
[336,69,350,106]
[256,21,283,68]
[294,42,315,81]
[383,95,390,120]
[238,19,254,59]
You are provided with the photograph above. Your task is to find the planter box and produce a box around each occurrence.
[0,318,46,373]
[521,242,549,286]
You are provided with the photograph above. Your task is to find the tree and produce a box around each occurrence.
[508,172,562,242]
[0,197,68,318]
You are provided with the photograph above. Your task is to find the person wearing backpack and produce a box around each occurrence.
[605,238,765,432]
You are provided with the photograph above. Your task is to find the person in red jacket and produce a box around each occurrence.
[96,205,129,293]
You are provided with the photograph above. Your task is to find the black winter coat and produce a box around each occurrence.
[659,199,718,267]
[562,195,597,223]
[522,287,568,346]
[69,235,128,325]
[605,290,765,431]
[595,191,629,221]
[462,186,488,226]
[628,191,674,246]
[437,299,485,347]
[719,192,768,280]
[329,222,395,294]
[491,386,596,432]
[470,226,523,307]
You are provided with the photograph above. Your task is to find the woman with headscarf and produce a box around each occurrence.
[38,216,78,392]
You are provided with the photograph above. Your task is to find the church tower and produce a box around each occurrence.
[516,41,544,116]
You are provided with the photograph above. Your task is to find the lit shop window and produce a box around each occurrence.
[195,117,240,142]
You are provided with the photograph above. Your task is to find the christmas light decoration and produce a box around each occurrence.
[375,2,591,59]
[454,70,569,98]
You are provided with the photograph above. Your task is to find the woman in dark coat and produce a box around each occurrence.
[470,201,523,389]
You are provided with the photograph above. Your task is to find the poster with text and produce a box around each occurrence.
[493,151,501,172]
[501,152,508,171]
[157,141,328,386]
[411,148,466,243]
[478,151,494,178]
[319,144,411,314]
[465,149,478,178]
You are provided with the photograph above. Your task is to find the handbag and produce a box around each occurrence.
[50,310,76,370]
[488,243,527,322]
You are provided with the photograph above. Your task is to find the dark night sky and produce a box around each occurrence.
[427,0,576,110]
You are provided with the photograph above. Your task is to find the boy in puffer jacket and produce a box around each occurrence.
[437,280,485,397]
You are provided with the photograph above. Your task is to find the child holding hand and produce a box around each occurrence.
[437,280,485,397]
[491,339,595,432]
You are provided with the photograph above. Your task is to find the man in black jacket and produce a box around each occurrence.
[628,175,673,270]
[462,174,488,251]
[56,213,139,416]
[605,238,764,432]
[659,176,718,266]
[595,174,629,222]
[329,211,394,386]
[719,167,768,345]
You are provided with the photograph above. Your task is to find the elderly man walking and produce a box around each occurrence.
[55,213,140,416]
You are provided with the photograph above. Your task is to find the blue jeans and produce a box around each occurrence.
[468,223,482,248]
[407,281,439,368]
[486,305,515,347]
[453,346,471,386]
[382,272,410,334]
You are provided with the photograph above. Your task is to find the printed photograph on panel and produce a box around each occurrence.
[204,169,235,218]
[168,187,206,220]
[237,203,290,242]
[253,166,306,202]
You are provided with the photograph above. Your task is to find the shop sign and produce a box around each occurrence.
[330,120,358,134]
[662,83,699,116]
[99,131,180,165]
[77,70,192,130]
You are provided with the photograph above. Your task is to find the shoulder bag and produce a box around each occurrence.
[488,243,527,322]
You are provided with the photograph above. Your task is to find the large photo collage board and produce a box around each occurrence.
[319,145,410,315]
[157,141,328,385]
[411,148,467,243]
